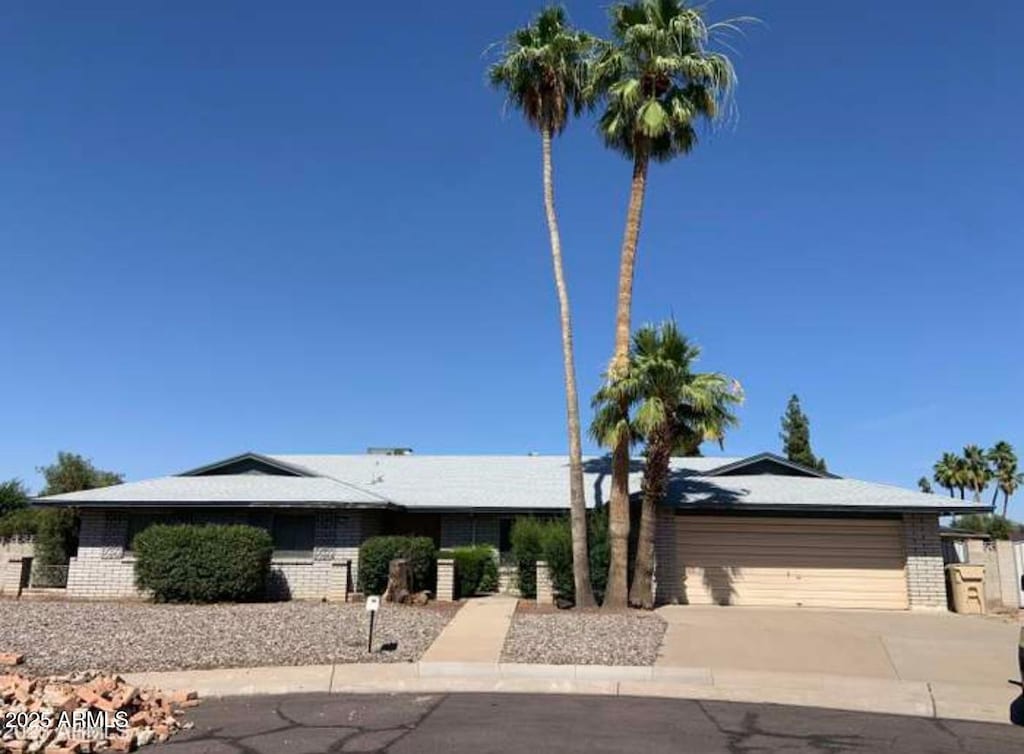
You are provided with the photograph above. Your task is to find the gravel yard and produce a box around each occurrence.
[501,607,666,666]
[0,599,457,674]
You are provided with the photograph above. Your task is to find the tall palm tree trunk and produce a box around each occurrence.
[541,128,595,607]
[604,148,650,610]
[630,425,670,609]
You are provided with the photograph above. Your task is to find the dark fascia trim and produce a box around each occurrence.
[704,452,840,479]
[178,452,315,478]
[32,500,401,511]
[668,503,994,515]
[399,506,567,515]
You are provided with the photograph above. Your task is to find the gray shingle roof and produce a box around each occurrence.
[34,452,991,514]
[35,475,389,507]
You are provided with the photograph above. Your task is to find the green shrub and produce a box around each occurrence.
[358,536,436,595]
[0,507,41,539]
[510,518,546,598]
[440,544,499,598]
[134,524,273,603]
[539,519,574,600]
[34,508,78,567]
[510,510,611,605]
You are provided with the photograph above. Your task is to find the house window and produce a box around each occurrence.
[272,514,316,559]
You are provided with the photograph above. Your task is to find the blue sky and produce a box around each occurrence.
[2,2,1021,515]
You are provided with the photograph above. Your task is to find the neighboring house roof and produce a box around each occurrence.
[34,451,992,514]
[939,527,991,540]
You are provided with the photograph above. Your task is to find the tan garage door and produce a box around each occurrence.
[670,516,908,609]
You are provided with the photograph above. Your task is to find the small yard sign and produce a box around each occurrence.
[365,595,380,653]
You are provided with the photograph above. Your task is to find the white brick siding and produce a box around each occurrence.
[66,509,373,601]
[0,538,34,597]
[903,513,947,610]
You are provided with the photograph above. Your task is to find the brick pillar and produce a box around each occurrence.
[535,560,554,605]
[3,558,27,597]
[327,560,351,602]
[436,558,455,602]
[903,513,947,610]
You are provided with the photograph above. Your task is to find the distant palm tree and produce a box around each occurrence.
[917,477,933,494]
[489,6,598,607]
[591,320,741,608]
[588,0,744,608]
[932,452,960,498]
[962,444,992,503]
[988,441,1021,518]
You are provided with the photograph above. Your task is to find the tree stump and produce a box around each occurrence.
[383,558,412,603]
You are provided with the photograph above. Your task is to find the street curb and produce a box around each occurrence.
[121,662,1023,727]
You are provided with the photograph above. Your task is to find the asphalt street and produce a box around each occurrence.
[157,691,1024,753]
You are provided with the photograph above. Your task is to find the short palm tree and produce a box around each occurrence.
[489,7,598,606]
[591,320,741,608]
[917,477,933,494]
[932,452,959,498]
[589,0,744,608]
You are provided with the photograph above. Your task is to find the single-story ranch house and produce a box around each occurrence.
[35,450,989,610]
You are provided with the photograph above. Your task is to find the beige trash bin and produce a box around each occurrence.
[946,563,985,614]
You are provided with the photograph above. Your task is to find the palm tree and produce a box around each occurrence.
[591,320,741,608]
[932,452,959,498]
[917,477,933,494]
[988,441,1021,518]
[589,0,743,608]
[489,6,598,607]
[962,444,992,503]
[953,455,969,499]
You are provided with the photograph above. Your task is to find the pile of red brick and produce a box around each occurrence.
[1,656,197,753]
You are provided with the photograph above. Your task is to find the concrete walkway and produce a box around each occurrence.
[419,594,517,664]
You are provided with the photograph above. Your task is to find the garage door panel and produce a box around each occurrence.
[668,516,908,610]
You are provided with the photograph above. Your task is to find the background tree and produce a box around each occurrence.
[0,479,30,517]
[987,441,1021,518]
[961,444,991,503]
[591,320,741,608]
[932,452,960,497]
[917,477,933,494]
[952,455,969,499]
[489,6,598,607]
[779,395,827,471]
[589,0,742,608]
[38,451,123,496]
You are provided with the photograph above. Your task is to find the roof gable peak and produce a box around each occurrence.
[705,452,839,479]
[179,452,316,478]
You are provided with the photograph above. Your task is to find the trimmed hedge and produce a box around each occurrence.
[133,524,273,603]
[357,536,436,595]
[510,518,546,599]
[510,509,610,604]
[439,544,498,598]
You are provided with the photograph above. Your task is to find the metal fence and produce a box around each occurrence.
[30,563,69,589]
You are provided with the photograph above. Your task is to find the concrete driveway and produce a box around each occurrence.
[655,606,1021,686]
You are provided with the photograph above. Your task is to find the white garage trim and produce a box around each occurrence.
[655,514,909,610]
